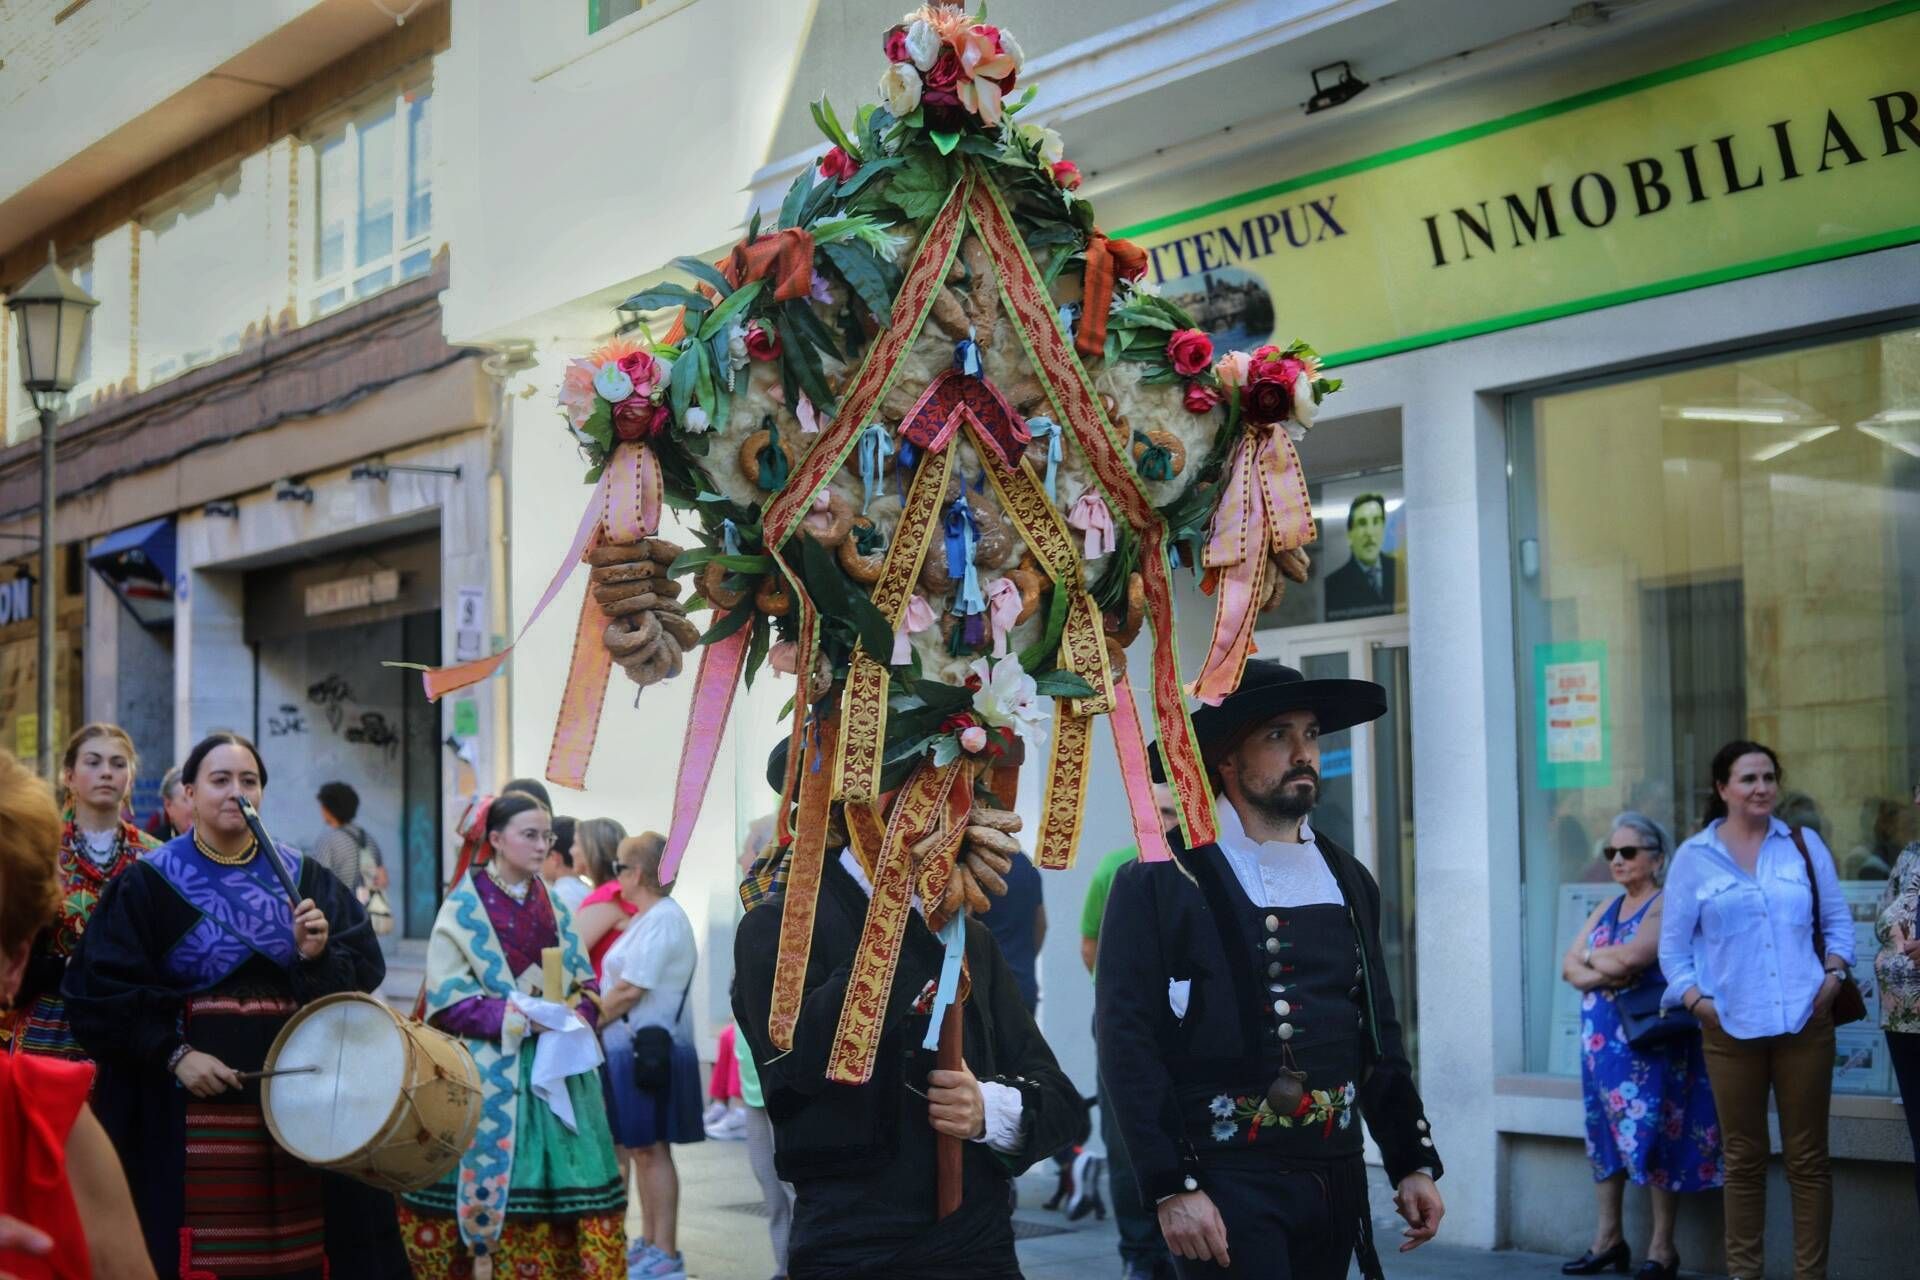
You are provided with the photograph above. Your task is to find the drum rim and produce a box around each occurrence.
[262,991,412,1166]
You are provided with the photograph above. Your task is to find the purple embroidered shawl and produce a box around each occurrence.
[143,834,302,989]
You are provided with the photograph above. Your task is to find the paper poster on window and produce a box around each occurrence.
[1537,641,1610,789]
[1833,882,1892,1096]
[1547,881,1622,1078]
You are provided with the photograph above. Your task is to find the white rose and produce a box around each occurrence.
[726,322,751,370]
[684,405,711,434]
[998,28,1025,73]
[904,19,941,71]
[1290,370,1317,430]
[1019,123,1064,166]
[880,62,922,118]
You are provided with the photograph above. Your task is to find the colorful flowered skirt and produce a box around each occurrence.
[399,1053,626,1279]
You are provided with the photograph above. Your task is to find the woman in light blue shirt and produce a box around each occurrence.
[1658,741,1853,1280]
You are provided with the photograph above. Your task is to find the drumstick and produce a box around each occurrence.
[236,1065,319,1080]
[237,797,304,910]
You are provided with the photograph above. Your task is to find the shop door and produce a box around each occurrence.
[1257,615,1418,1069]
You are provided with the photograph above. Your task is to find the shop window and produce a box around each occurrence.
[312,85,434,318]
[1510,325,1920,1094]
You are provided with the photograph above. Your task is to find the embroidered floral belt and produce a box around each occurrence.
[1192,1079,1359,1150]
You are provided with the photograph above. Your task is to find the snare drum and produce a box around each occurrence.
[261,991,483,1193]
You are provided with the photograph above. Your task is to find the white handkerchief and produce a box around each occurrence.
[509,992,604,1132]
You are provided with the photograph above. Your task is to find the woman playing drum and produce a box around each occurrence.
[0,723,160,1059]
[398,792,627,1279]
[60,732,397,1279]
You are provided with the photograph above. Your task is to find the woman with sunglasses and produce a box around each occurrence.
[1560,812,1721,1279]
[1659,741,1853,1280]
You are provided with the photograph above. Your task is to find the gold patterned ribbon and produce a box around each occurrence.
[768,710,840,1051]
[966,170,1219,847]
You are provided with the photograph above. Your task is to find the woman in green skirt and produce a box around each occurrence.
[398,793,626,1279]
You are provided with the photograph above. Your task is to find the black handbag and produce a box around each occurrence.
[1789,826,1867,1026]
[628,971,695,1091]
[1616,975,1697,1050]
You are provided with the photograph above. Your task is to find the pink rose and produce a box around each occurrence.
[1249,354,1292,385]
[1166,328,1214,377]
[819,146,858,182]
[924,49,963,92]
[1242,376,1293,426]
[613,396,662,441]
[959,725,989,753]
[1251,343,1282,362]
[1183,382,1222,414]
[744,323,782,362]
[1214,351,1252,388]
[883,25,911,64]
[617,350,660,393]
[768,641,800,675]
[1051,160,1082,190]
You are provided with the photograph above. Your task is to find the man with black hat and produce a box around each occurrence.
[1095,660,1443,1279]
[732,741,1089,1280]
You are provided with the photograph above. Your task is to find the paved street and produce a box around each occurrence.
[653,1137,1569,1279]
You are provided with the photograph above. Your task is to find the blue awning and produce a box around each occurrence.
[88,516,176,626]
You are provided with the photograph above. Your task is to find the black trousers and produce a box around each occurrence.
[1888,1030,1920,1216]
[1168,1162,1357,1280]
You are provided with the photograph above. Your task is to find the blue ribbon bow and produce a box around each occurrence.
[945,496,987,618]
[1027,417,1063,502]
[954,325,983,377]
[720,518,741,558]
[856,423,893,514]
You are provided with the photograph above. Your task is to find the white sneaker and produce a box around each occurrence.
[701,1099,728,1127]
[705,1105,749,1140]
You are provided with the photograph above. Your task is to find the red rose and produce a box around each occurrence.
[924,49,962,91]
[883,25,911,64]
[1051,160,1082,190]
[920,86,968,132]
[1166,328,1214,378]
[1251,344,1282,362]
[1183,382,1222,414]
[1277,355,1307,385]
[819,146,858,182]
[744,323,782,362]
[1243,376,1293,426]
[613,396,662,441]
[1248,355,1293,385]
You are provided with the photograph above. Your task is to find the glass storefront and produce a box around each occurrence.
[1511,324,1920,1093]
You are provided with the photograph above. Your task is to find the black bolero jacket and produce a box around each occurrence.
[1094,827,1440,1201]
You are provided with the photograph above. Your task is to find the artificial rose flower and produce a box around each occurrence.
[1290,371,1317,430]
[1183,382,1222,414]
[968,654,1048,747]
[768,640,800,675]
[923,48,962,91]
[959,725,989,753]
[557,358,600,430]
[883,25,912,65]
[1248,354,1293,385]
[1051,160,1082,191]
[613,396,663,441]
[953,28,1015,124]
[683,405,711,434]
[1242,375,1293,426]
[1166,328,1215,377]
[998,27,1025,73]
[819,146,858,182]
[904,18,942,71]
[617,349,664,395]
[920,86,967,132]
[879,62,923,117]
[1251,343,1282,362]
[744,322,782,362]
[1018,123,1065,166]
[726,322,752,370]
[1214,350,1252,388]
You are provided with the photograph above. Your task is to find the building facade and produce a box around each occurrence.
[0,0,502,953]
[440,0,1918,1272]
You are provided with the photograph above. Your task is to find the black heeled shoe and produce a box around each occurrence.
[1561,1241,1630,1275]
[1634,1256,1679,1280]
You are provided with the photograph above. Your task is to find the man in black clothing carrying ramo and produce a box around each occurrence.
[1096,661,1444,1279]
[732,749,1087,1280]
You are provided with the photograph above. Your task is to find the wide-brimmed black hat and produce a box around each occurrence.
[1188,659,1387,755]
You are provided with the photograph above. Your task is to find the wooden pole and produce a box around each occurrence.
[936,994,965,1218]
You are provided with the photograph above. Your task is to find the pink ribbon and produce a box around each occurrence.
[1188,423,1313,706]
[423,447,662,795]
[1067,491,1115,560]
[1110,674,1174,863]
[796,392,826,435]
[659,626,752,885]
[891,594,937,665]
[986,577,1023,657]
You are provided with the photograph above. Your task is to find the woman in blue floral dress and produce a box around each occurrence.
[1560,812,1722,1280]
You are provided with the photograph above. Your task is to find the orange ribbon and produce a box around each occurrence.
[1074,230,1149,363]
[1188,421,1314,706]
[719,227,816,303]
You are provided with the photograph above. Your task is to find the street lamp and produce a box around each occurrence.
[6,243,98,779]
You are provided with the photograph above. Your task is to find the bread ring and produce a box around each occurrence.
[799,490,855,551]
[1098,392,1120,420]
[1131,428,1186,480]
[965,825,1021,858]
[970,808,1022,834]
[699,561,748,610]
[968,499,1016,572]
[1005,375,1047,416]
[930,287,971,340]
[589,558,672,587]
[603,613,661,659]
[755,575,793,617]
[838,517,887,585]
[966,843,1013,877]
[965,854,1008,897]
[1277,546,1313,584]
[586,537,680,568]
[593,574,683,605]
[961,237,998,349]
[599,590,686,618]
[659,613,703,650]
[961,866,992,913]
[1105,633,1128,681]
[1261,568,1289,613]
[919,540,955,599]
[1007,562,1047,625]
[738,427,796,492]
[882,381,920,422]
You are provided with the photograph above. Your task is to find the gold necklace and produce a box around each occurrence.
[194,829,258,866]
[485,863,532,902]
